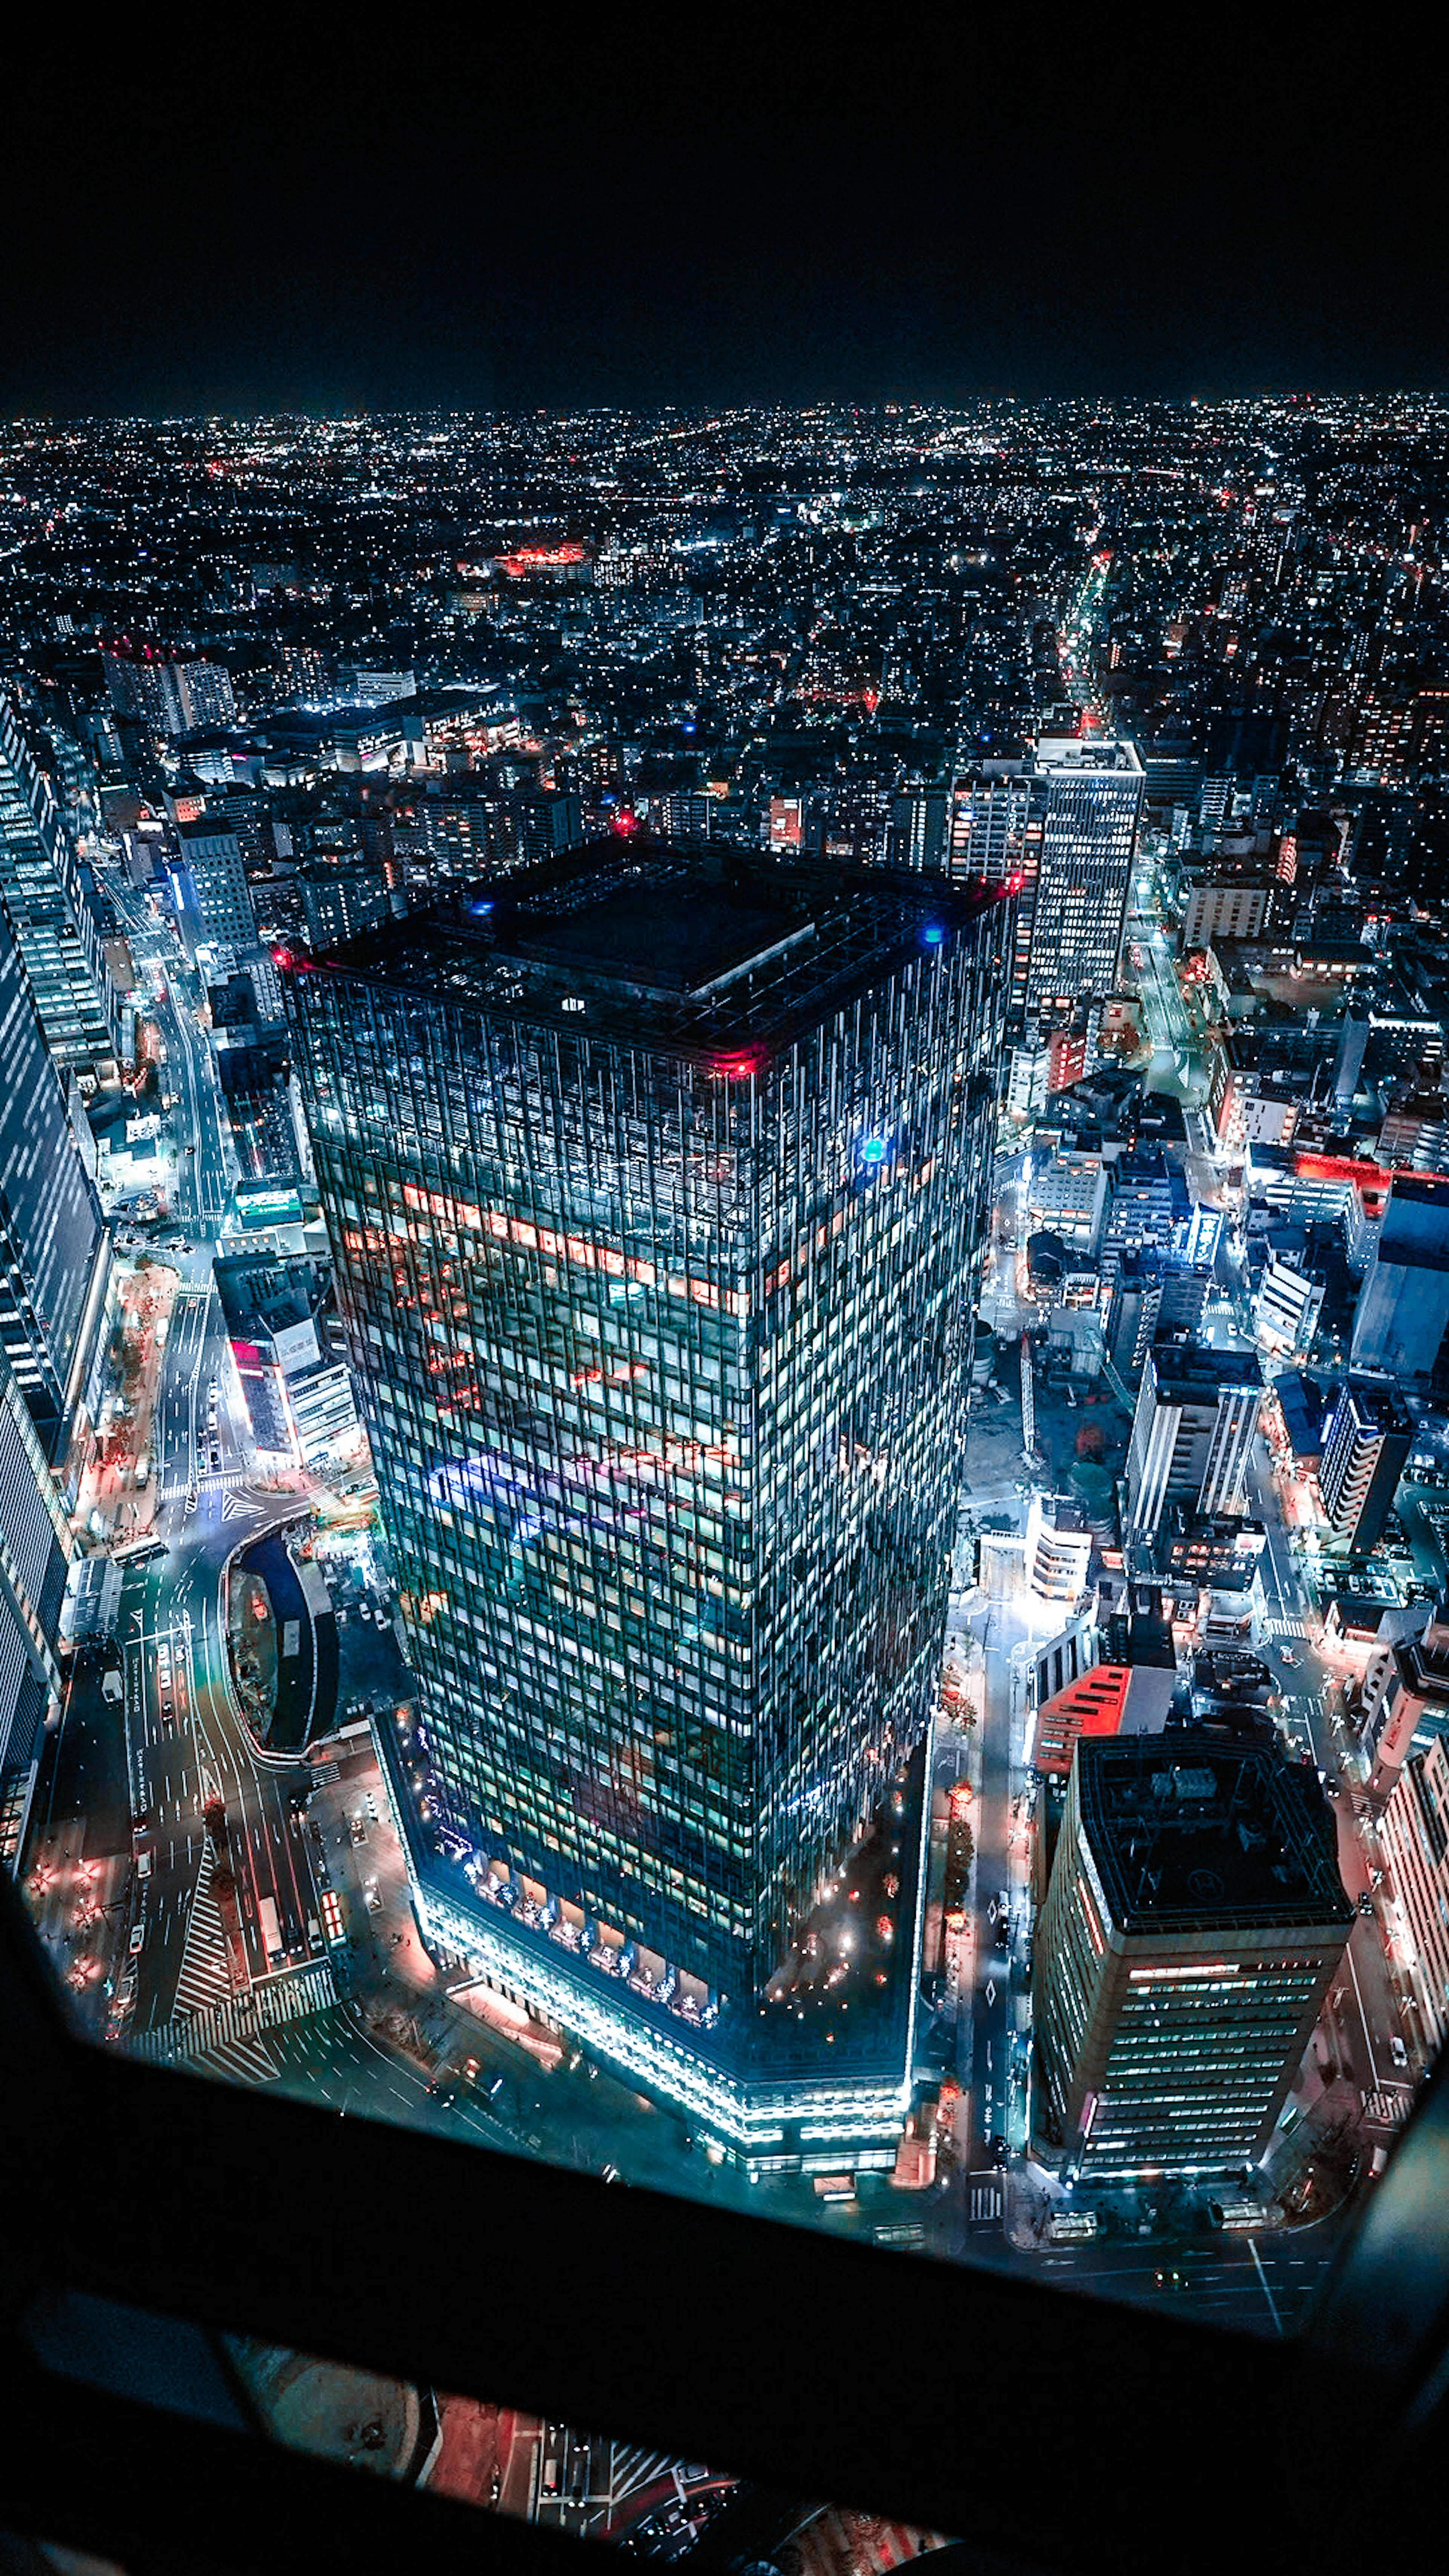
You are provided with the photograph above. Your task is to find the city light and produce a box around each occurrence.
[3,391,1438,2313]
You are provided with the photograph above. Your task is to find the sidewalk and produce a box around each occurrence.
[73,1257,181,1542]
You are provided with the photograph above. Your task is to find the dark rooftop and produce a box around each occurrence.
[508,878,807,996]
[1148,1335,1261,1401]
[284,834,1004,1059]
[1078,1731,1349,1931]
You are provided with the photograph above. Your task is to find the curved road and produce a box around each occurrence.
[35,863,334,2039]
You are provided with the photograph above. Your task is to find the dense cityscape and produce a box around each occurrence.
[7,394,1449,2539]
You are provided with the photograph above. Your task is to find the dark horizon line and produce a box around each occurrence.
[6,386,1449,428]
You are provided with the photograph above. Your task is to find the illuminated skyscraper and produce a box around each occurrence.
[286,838,1009,2160]
[1022,736,1143,1019]
[0,910,107,1447]
[1035,1734,1350,2179]
[0,698,113,1076]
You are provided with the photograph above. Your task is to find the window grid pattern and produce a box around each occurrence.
[289,903,1002,2037]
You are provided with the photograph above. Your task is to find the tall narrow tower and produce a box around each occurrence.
[1022,735,1144,1020]
[285,838,1010,2160]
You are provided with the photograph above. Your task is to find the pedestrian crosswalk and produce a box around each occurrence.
[133,1957,337,2068]
[160,1468,252,1504]
[195,2031,281,2086]
[1261,1614,1305,1640]
[968,2175,1003,2223]
[170,1843,235,2022]
[1363,2088,1411,2128]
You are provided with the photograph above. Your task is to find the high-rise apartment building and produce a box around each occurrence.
[1126,1337,1261,1544]
[0,699,113,1077]
[1022,737,1144,1020]
[1318,1377,1413,1556]
[103,644,235,739]
[1034,1735,1350,2177]
[286,838,1009,2160]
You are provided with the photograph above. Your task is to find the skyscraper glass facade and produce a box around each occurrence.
[0,699,113,1075]
[1023,736,1144,1017]
[0,924,105,1439]
[287,840,1009,2151]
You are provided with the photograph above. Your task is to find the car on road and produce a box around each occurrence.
[1153,2267,1185,2291]
[995,1919,1010,1950]
[1390,2035,1408,2069]
[989,2135,1006,2167]
[1358,1892,1374,1915]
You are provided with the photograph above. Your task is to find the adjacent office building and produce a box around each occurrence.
[1380,1735,1449,2058]
[0,921,107,1449]
[1034,1735,1351,2176]
[170,821,257,957]
[1126,1337,1261,1545]
[0,698,113,1077]
[1022,736,1144,1020]
[1351,1175,1449,1378]
[287,837,1009,2159]
[1318,1378,1413,1556]
[0,1338,71,1799]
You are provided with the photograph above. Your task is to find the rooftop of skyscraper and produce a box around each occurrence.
[1076,1733,1350,1932]
[1031,734,1143,776]
[1145,1336,1261,1402]
[286,833,1004,1057]
[1337,1376,1415,1436]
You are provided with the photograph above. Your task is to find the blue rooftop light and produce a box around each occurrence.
[468,898,494,917]
[860,1137,888,1165]
[922,923,946,945]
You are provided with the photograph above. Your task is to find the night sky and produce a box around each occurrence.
[3,48,1441,417]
